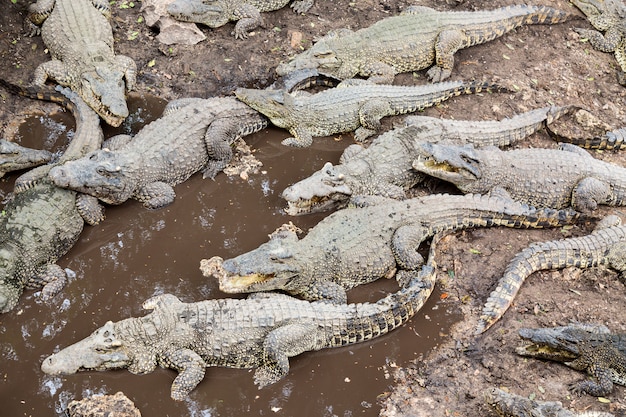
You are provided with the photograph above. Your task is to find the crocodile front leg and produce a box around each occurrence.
[136,182,176,209]
[574,27,622,53]
[356,98,391,142]
[203,118,241,179]
[291,280,348,304]
[76,194,105,226]
[392,224,426,286]
[161,348,207,401]
[571,177,612,212]
[282,126,313,147]
[291,0,314,14]
[26,263,67,300]
[232,4,263,40]
[32,59,73,87]
[360,61,397,85]
[254,323,319,388]
[90,0,112,19]
[115,55,138,91]
[567,348,618,397]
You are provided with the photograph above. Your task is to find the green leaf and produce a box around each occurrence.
[469,248,481,254]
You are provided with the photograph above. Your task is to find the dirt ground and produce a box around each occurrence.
[1,0,626,416]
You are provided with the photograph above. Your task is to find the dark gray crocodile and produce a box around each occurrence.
[281,106,576,215]
[41,260,437,400]
[0,84,104,314]
[168,0,314,39]
[276,4,573,83]
[477,215,626,334]
[235,80,509,147]
[0,139,52,178]
[516,322,626,397]
[571,0,626,86]
[25,0,137,126]
[48,97,268,209]
[484,387,614,417]
[412,142,626,213]
[207,192,579,304]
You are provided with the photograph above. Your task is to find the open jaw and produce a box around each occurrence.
[284,194,350,215]
[515,342,578,362]
[412,153,480,184]
[218,272,277,293]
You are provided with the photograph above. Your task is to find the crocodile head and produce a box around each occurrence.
[412,142,483,187]
[281,162,353,215]
[275,31,347,78]
[41,320,136,375]
[80,64,130,127]
[515,323,611,362]
[0,248,21,314]
[0,140,53,178]
[234,87,292,129]
[49,149,135,205]
[218,228,302,293]
[167,0,227,28]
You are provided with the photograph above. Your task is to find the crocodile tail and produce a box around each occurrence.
[518,5,574,25]
[552,127,626,151]
[462,81,512,95]
[0,78,73,108]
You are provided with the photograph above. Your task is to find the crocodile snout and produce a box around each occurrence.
[221,259,238,274]
[48,166,69,187]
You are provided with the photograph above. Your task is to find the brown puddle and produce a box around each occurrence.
[0,94,461,416]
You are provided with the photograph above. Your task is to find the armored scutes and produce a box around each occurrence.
[0,86,104,314]
[49,97,267,209]
[276,5,572,83]
[571,0,626,86]
[281,106,575,215]
[412,143,626,213]
[209,193,579,304]
[477,215,626,334]
[168,0,314,39]
[484,387,615,417]
[25,0,137,126]
[516,323,626,397]
[235,80,508,147]
[42,259,436,400]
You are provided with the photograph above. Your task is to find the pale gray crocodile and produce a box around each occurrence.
[168,0,314,39]
[207,192,579,304]
[477,215,626,334]
[276,4,573,83]
[235,80,509,147]
[281,106,575,215]
[25,0,137,126]
[48,97,268,209]
[41,260,437,400]
[412,142,626,213]
[0,84,104,314]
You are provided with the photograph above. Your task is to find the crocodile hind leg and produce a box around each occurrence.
[203,118,241,179]
[607,241,626,281]
[391,224,426,286]
[161,348,207,401]
[232,4,263,40]
[89,0,112,19]
[427,29,466,82]
[291,0,314,14]
[571,177,612,212]
[27,263,67,300]
[254,323,319,388]
[25,0,55,36]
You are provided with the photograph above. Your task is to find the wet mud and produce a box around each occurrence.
[0,96,460,416]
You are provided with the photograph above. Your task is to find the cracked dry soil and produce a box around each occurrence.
[1,0,626,416]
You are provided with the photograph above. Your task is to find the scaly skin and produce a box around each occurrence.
[209,193,579,304]
[235,80,509,147]
[571,0,626,86]
[477,215,626,334]
[281,106,576,215]
[41,258,436,401]
[516,323,626,397]
[549,125,626,150]
[25,0,137,126]
[412,143,626,213]
[276,5,573,83]
[0,84,105,314]
[49,97,268,209]
[484,387,615,417]
[168,0,314,39]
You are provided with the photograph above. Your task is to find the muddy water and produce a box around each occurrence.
[0,94,460,416]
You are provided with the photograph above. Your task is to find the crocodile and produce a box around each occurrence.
[235,80,509,147]
[571,0,626,86]
[207,192,579,304]
[484,387,615,417]
[168,0,314,40]
[41,259,437,400]
[275,4,573,83]
[0,140,53,178]
[477,215,626,334]
[548,125,626,150]
[48,96,268,209]
[281,105,576,215]
[25,0,137,126]
[0,84,105,314]
[412,142,626,213]
[516,322,626,397]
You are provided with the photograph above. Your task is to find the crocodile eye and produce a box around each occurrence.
[96,166,110,177]
[89,153,98,161]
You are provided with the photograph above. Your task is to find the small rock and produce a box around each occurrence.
[66,392,141,417]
